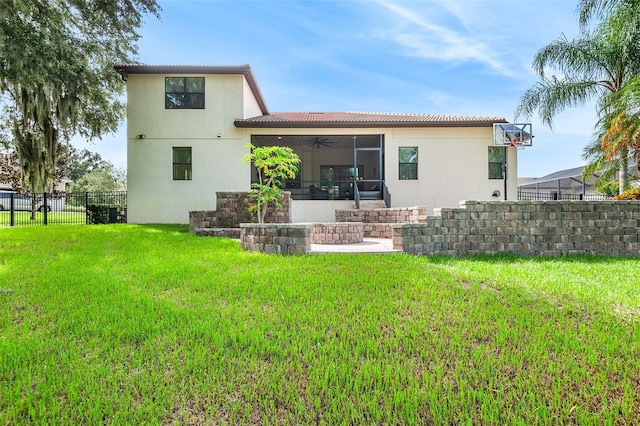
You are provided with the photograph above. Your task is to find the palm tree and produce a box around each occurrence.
[577,0,640,27]
[582,111,640,194]
[515,9,640,192]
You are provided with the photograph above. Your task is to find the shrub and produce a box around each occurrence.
[613,188,640,200]
[595,180,621,197]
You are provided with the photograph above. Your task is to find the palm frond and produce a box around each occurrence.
[532,34,614,82]
[577,0,632,26]
[515,79,602,127]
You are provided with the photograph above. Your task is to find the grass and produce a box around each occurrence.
[1,224,639,424]
[0,211,87,226]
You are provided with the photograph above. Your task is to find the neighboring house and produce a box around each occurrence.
[115,64,522,224]
[0,179,71,193]
[0,150,71,193]
[517,164,639,200]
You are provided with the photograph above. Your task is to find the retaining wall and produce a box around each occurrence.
[393,200,640,256]
[241,222,365,253]
[240,224,311,254]
[310,223,363,244]
[189,192,291,232]
[335,207,427,238]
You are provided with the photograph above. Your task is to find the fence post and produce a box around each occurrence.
[85,192,89,224]
[10,193,14,227]
[43,192,48,225]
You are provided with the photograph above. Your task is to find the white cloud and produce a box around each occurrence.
[370,0,518,77]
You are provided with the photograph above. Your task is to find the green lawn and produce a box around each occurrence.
[0,211,87,226]
[1,225,639,424]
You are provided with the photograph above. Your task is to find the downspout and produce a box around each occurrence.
[502,146,507,200]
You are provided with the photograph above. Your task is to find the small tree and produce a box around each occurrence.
[68,163,126,193]
[241,143,300,224]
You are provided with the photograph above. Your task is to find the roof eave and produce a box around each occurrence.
[234,119,506,129]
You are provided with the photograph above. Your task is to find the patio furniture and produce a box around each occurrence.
[309,185,329,200]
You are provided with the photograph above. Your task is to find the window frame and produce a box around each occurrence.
[165,77,205,109]
[398,147,418,180]
[172,147,193,181]
[488,146,505,180]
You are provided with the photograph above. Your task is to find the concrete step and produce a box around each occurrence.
[357,200,387,209]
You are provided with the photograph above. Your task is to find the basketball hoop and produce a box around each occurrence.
[509,135,532,148]
[494,123,533,148]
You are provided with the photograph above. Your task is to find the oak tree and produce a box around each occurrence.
[0,0,159,198]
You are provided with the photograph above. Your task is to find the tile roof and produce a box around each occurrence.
[235,111,506,128]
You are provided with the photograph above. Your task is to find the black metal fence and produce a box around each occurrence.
[0,191,127,227]
[518,190,612,201]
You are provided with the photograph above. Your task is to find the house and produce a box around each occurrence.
[517,164,639,200]
[114,64,521,224]
[0,150,71,193]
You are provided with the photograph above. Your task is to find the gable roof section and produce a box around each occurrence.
[517,165,598,190]
[235,111,506,128]
[113,64,269,115]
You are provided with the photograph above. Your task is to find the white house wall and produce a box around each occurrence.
[243,78,263,119]
[126,74,252,223]
[243,127,518,216]
[291,200,355,222]
[125,72,517,223]
[386,127,518,210]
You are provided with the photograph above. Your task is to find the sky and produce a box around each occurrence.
[76,0,598,178]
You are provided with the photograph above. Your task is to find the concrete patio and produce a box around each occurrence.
[308,237,400,254]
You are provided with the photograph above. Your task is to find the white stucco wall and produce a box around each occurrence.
[291,200,355,222]
[242,79,263,119]
[126,73,253,223]
[243,127,518,216]
[386,127,518,210]
[125,73,518,223]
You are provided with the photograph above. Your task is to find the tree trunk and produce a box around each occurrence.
[257,203,264,224]
[30,197,37,221]
[619,148,628,195]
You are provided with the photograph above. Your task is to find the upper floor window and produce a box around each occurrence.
[165,77,205,109]
[488,147,504,179]
[173,147,192,180]
[399,147,418,180]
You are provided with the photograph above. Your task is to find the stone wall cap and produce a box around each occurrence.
[307,222,364,226]
[240,223,308,228]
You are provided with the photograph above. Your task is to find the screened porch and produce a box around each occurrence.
[250,134,387,203]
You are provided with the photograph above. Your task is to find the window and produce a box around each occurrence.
[173,147,192,180]
[165,77,205,109]
[488,147,504,179]
[399,147,418,180]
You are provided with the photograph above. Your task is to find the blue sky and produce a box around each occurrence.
[78,0,597,178]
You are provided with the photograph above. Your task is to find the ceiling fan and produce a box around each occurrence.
[308,137,334,149]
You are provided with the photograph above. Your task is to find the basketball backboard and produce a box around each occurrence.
[493,123,533,147]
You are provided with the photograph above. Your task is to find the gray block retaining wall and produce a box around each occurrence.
[335,207,427,238]
[241,222,365,253]
[310,223,363,244]
[189,192,291,232]
[240,223,311,254]
[393,200,640,256]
